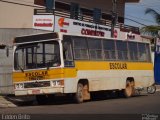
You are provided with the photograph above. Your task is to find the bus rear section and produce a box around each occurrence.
[13,32,155,104]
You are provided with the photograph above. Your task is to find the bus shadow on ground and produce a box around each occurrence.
[6,91,148,107]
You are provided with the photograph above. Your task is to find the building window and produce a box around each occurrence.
[70,3,80,20]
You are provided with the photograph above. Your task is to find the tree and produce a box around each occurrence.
[141,8,160,37]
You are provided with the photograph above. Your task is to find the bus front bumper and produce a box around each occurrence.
[15,87,64,96]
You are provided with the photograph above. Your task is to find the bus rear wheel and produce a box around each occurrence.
[124,81,134,98]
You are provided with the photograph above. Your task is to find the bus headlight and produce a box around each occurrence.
[15,84,19,89]
[51,80,64,87]
[15,83,24,89]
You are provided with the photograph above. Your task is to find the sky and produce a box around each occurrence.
[125,0,160,28]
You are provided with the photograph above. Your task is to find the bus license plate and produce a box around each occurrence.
[32,89,40,94]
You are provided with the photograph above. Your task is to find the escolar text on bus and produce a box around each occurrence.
[109,63,127,69]
[25,71,48,77]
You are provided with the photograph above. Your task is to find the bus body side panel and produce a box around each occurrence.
[13,61,154,95]
[77,70,154,91]
[75,61,154,91]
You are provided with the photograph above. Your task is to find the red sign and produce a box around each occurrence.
[81,28,105,37]
[114,29,118,38]
[34,23,53,27]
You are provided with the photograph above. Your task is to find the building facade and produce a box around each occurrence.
[0,0,140,45]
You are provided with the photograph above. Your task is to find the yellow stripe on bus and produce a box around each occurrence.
[13,61,153,82]
[75,61,153,70]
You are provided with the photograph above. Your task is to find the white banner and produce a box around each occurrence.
[33,15,54,31]
[54,16,112,38]
[32,15,125,39]
[33,15,115,38]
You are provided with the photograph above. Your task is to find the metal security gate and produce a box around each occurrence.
[154,52,160,84]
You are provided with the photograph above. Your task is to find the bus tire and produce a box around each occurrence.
[36,95,48,105]
[124,81,134,98]
[75,83,84,103]
[130,81,135,96]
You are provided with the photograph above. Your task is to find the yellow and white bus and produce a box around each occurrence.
[13,32,155,104]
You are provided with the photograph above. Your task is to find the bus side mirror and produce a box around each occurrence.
[6,47,9,57]
[0,44,6,49]
[0,44,9,57]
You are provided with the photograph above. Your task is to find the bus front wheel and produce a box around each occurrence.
[36,95,48,105]
[75,83,84,103]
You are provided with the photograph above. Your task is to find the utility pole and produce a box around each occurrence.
[45,0,55,31]
[111,0,117,38]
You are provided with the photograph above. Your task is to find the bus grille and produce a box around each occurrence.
[24,81,50,88]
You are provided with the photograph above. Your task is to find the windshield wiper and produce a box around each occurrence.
[18,65,24,73]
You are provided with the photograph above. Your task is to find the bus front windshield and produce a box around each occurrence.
[14,41,61,70]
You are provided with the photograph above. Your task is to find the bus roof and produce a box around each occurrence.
[14,32,59,44]
[14,32,150,44]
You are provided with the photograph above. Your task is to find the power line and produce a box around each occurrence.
[126,3,160,12]
[125,17,147,26]
[126,14,156,23]
[137,4,160,11]
[13,0,33,4]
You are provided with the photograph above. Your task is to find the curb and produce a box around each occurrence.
[156,89,160,92]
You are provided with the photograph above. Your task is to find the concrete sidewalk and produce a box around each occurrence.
[0,95,17,108]
[0,95,36,108]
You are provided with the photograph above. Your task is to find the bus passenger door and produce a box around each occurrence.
[62,36,77,93]
[63,36,74,68]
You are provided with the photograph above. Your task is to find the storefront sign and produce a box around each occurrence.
[33,15,54,31]
[33,15,119,38]
[55,16,112,37]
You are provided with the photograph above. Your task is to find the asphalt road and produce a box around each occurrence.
[0,92,160,120]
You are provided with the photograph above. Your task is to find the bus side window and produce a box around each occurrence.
[116,41,128,60]
[128,42,138,61]
[138,43,147,62]
[145,43,151,62]
[63,36,74,67]
[63,42,72,60]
